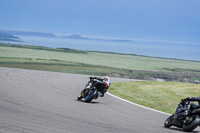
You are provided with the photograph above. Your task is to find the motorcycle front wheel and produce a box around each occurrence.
[164,115,174,128]
[77,92,83,100]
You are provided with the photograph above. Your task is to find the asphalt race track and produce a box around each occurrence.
[0,67,199,133]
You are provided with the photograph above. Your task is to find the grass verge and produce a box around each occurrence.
[109,81,200,114]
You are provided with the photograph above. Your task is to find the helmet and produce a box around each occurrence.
[103,76,111,86]
[103,76,109,81]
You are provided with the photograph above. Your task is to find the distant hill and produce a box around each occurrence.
[0,32,21,42]
[0,29,56,38]
[0,29,135,43]
[61,34,133,42]
[61,34,90,40]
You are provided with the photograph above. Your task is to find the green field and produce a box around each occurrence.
[1,43,200,71]
[1,43,200,114]
[109,81,200,114]
[0,43,200,83]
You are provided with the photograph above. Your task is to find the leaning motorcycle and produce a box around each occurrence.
[77,81,106,102]
[164,101,200,132]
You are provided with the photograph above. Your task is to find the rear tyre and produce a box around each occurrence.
[183,115,200,132]
[85,89,98,102]
[164,115,173,128]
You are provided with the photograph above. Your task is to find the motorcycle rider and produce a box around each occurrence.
[83,76,111,98]
[172,96,200,126]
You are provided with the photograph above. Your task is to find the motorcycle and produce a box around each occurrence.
[164,100,200,132]
[77,80,106,102]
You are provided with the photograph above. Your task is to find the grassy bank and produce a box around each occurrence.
[0,43,200,83]
[109,81,200,114]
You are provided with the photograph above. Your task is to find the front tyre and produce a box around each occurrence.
[164,115,174,128]
[183,115,200,132]
[77,93,83,100]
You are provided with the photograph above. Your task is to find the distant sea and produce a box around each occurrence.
[1,35,200,61]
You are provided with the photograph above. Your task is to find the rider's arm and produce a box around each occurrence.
[90,77,100,80]
[183,97,200,105]
[90,77,103,82]
[189,102,200,110]
[184,97,200,102]
[97,78,104,82]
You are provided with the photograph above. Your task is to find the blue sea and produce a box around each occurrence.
[1,35,200,61]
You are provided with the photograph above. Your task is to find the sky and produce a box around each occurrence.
[0,0,200,43]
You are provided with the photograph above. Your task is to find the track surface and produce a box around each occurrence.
[0,67,199,133]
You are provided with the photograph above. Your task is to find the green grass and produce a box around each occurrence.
[1,43,200,71]
[0,63,123,76]
[109,81,200,114]
[0,56,128,76]
[0,43,200,83]
[0,43,87,53]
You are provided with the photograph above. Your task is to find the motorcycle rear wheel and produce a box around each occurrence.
[183,115,200,132]
[85,89,98,102]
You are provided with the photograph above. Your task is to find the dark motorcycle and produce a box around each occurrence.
[164,101,200,132]
[77,81,106,102]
